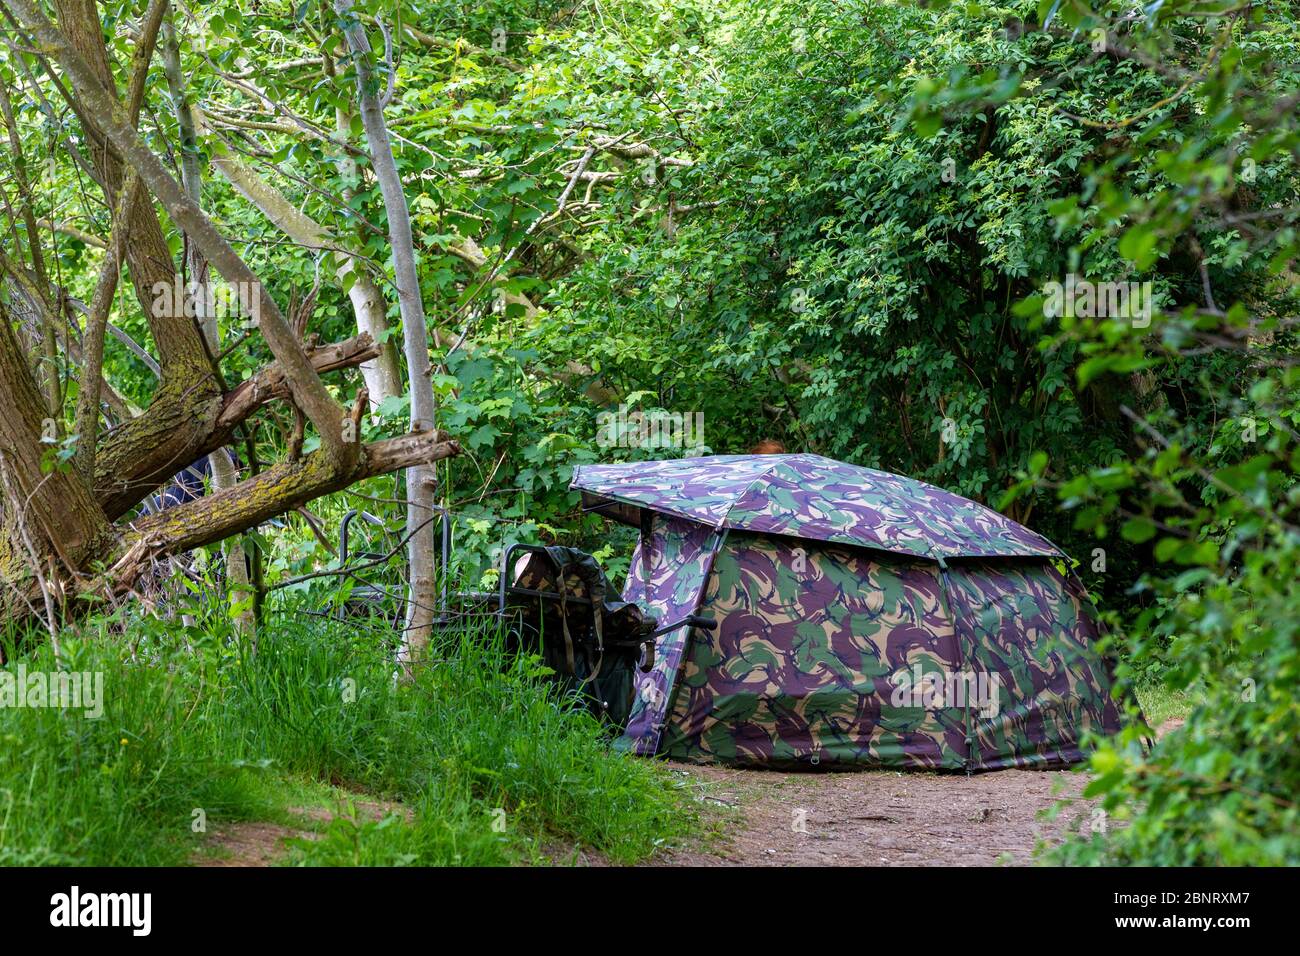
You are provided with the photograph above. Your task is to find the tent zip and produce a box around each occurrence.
[934,555,975,776]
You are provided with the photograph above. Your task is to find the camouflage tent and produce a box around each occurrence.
[571,454,1124,770]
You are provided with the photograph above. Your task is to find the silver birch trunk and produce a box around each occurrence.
[336,0,439,663]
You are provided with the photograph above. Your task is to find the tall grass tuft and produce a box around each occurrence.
[0,613,690,866]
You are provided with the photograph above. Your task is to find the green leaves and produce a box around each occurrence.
[1120,517,1157,544]
[1118,222,1160,271]
[1076,351,1155,389]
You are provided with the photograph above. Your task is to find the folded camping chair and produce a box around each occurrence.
[335,509,455,627]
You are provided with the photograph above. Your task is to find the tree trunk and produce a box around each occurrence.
[161,13,254,632]
[0,77,60,423]
[334,130,404,407]
[193,115,402,406]
[0,0,461,644]
[0,300,112,607]
[49,0,212,378]
[13,0,353,468]
[337,0,440,664]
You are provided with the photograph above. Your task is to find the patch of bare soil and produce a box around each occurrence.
[192,798,407,867]
[654,762,1094,866]
[190,768,1113,868]
[1157,717,1185,738]
[193,821,315,867]
[537,842,612,866]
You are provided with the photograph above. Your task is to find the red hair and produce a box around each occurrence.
[748,440,786,454]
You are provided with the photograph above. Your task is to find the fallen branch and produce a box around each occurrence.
[117,430,460,576]
[92,333,380,520]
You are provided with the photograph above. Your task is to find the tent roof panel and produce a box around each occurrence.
[572,454,1059,560]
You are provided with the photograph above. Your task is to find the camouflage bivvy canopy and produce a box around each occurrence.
[571,454,1126,771]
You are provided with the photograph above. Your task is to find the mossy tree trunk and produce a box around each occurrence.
[0,0,460,646]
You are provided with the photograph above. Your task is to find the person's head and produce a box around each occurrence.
[748,439,786,455]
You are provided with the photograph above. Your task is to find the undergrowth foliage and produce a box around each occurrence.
[916,0,1300,864]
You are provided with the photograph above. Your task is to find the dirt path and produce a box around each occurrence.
[193,798,407,867]
[192,769,1097,867]
[194,821,313,867]
[657,762,1093,866]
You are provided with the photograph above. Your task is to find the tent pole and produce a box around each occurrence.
[656,527,729,754]
[639,507,653,597]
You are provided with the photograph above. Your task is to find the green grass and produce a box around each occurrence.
[0,614,694,866]
[1135,682,1196,732]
